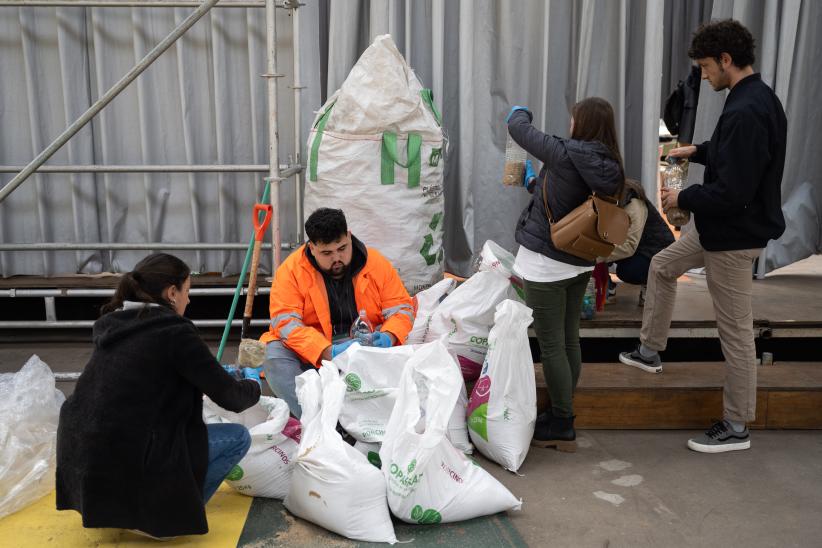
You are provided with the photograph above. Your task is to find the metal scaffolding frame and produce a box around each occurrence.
[0,0,307,330]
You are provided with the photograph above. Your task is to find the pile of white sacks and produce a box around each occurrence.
[204,241,537,543]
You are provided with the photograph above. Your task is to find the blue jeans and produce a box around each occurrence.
[202,423,251,503]
[614,253,652,285]
[261,340,316,418]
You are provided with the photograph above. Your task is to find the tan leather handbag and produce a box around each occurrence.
[542,179,630,262]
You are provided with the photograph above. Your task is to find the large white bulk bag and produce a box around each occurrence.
[380,341,521,523]
[304,34,445,294]
[284,363,396,544]
[467,300,537,472]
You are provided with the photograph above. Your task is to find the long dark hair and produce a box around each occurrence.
[101,253,191,315]
[621,178,648,205]
[570,97,626,194]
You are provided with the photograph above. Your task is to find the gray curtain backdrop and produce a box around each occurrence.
[1,0,818,278]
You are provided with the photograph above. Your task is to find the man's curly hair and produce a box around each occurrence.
[688,19,755,68]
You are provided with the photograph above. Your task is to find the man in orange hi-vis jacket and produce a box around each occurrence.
[260,208,415,417]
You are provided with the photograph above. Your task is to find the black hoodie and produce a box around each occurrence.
[56,305,260,538]
[305,235,368,340]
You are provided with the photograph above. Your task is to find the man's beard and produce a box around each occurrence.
[326,261,349,279]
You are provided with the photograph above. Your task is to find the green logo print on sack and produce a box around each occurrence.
[226,465,244,481]
[411,504,443,525]
[468,403,489,441]
[344,373,362,392]
[420,212,444,266]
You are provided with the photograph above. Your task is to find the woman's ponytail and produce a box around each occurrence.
[101,253,191,316]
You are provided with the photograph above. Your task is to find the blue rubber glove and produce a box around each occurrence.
[523,159,537,192]
[241,367,262,386]
[331,339,356,358]
[505,106,531,123]
[222,364,242,380]
[371,331,393,348]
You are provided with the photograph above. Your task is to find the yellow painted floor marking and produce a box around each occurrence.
[0,483,252,547]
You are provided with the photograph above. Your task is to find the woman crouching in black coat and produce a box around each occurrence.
[56,253,261,539]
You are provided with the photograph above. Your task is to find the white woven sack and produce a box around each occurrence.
[304,34,445,294]
[467,300,536,472]
[284,363,396,544]
[424,270,521,382]
[224,398,301,499]
[334,343,472,454]
[380,341,521,524]
[407,277,457,344]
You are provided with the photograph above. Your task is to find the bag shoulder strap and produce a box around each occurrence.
[541,176,556,224]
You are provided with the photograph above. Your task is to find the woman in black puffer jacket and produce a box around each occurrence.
[507,98,624,452]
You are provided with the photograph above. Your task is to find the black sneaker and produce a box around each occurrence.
[618,345,662,373]
[687,420,751,453]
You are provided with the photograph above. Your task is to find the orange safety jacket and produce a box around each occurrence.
[260,243,415,366]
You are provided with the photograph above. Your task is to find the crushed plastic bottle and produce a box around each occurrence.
[502,134,527,186]
[663,157,691,226]
[350,309,374,346]
[580,278,596,320]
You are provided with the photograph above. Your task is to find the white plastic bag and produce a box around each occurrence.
[380,341,522,524]
[425,269,522,382]
[305,35,445,293]
[476,241,525,300]
[335,344,472,454]
[407,278,457,344]
[203,394,273,428]
[467,300,537,472]
[222,398,302,499]
[334,344,414,443]
[284,363,397,544]
[0,355,66,519]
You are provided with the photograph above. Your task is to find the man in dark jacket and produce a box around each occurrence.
[619,20,787,454]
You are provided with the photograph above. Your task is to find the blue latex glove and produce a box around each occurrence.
[505,105,531,123]
[241,367,262,386]
[222,364,242,380]
[331,339,356,358]
[523,159,537,192]
[371,331,393,348]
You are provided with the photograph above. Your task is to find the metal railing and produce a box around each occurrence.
[0,0,308,330]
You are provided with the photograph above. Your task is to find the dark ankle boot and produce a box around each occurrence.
[531,415,576,452]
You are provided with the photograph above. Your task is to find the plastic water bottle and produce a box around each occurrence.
[580,279,596,320]
[502,134,527,186]
[663,157,691,226]
[350,309,374,346]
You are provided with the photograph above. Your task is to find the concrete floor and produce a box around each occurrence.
[487,430,822,548]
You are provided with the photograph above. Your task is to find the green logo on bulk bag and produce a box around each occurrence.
[420,213,444,266]
[226,465,244,481]
[408,459,417,474]
[411,504,443,524]
[344,373,362,392]
[468,403,489,441]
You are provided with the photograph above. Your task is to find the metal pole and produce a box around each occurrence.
[291,0,304,243]
[265,0,282,270]
[0,319,271,329]
[0,288,271,297]
[0,164,302,173]
[0,242,295,251]
[0,1,265,7]
[0,0,221,204]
